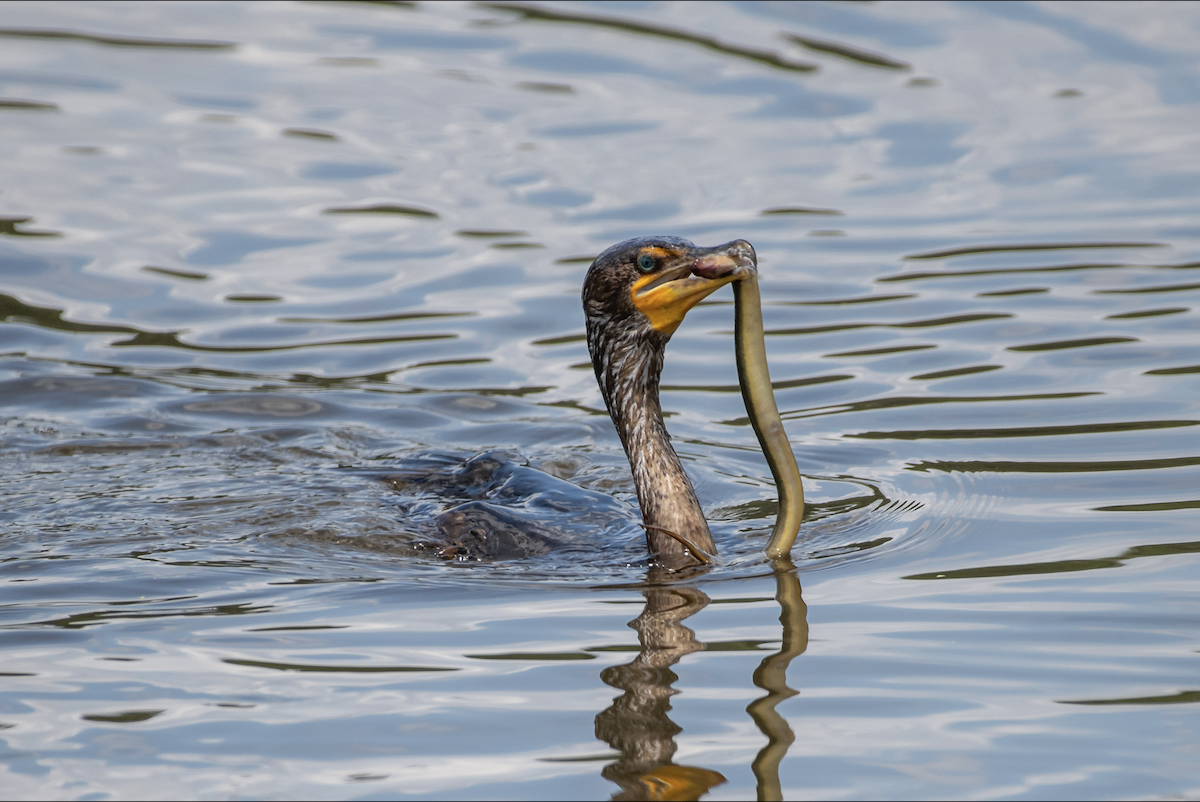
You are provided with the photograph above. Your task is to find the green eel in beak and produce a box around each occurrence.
[732,265,805,558]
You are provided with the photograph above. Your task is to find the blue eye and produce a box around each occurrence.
[636,253,655,272]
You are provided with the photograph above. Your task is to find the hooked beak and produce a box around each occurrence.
[631,240,757,335]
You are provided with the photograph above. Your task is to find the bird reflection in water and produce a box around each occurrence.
[594,582,723,800]
[595,563,807,801]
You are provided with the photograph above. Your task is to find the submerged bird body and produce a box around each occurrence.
[583,237,757,569]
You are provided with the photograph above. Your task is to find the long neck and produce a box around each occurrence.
[590,325,715,569]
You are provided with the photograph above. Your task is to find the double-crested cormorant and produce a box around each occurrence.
[583,237,804,570]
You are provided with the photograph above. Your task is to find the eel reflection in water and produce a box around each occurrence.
[583,237,804,569]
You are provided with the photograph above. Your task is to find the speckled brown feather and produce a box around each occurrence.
[583,237,716,569]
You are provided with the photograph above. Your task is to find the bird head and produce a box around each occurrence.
[583,237,757,341]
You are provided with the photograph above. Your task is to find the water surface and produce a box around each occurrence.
[2,1,1200,799]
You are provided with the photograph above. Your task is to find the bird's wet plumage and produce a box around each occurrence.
[583,237,757,569]
[380,450,636,562]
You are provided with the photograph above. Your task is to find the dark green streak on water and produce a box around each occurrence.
[248,625,350,632]
[905,540,1200,580]
[479,2,818,73]
[11,603,271,630]
[0,216,61,237]
[225,294,282,303]
[532,333,586,346]
[910,365,1001,381]
[0,99,59,111]
[907,557,1118,579]
[517,81,574,93]
[1106,307,1188,319]
[1094,281,1200,295]
[1146,365,1200,375]
[82,710,165,723]
[904,242,1164,260]
[2,293,140,336]
[782,33,909,70]
[1008,337,1137,352]
[324,204,439,218]
[785,293,915,306]
[909,455,1200,474]
[767,313,1011,337]
[663,374,853,393]
[849,420,1196,441]
[1060,690,1200,706]
[1095,499,1200,512]
[751,392,1101,425]
[280,311,474,325]
[0,27,236,49]
[826,344,936,358]
[880,263,1126,283]
[977,287,1049,297]
[891,314,1013,329]
[223,659,457,673]
[456,229,530,238]
[112,330,457,353]
[285,128,339,141]
[884,260,1200,283]
[760,206,843,216]
[142,266,209,281]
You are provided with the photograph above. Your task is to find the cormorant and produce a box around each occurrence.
[583,237,803,570]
